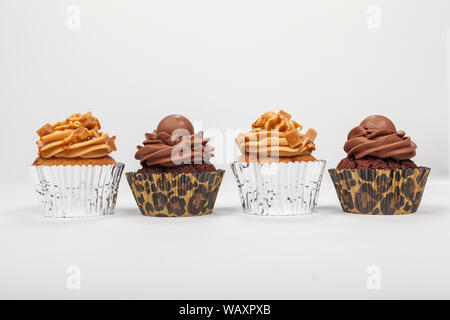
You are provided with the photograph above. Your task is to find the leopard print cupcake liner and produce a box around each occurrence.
[126,170,225,217]
[328,167,430,215]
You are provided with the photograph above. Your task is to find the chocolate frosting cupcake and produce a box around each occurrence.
[126,114,225,217]
[329,115,430,215]
[135,115,216,174]
[337,115,418,169]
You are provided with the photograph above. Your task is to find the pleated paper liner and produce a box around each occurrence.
[328,167,430,215]
[31,163,125,218]
[126,170,225,217]
[230,160,326,215]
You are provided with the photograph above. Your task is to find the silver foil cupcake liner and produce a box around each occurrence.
[31,163,125,218]
[230,160,326,215]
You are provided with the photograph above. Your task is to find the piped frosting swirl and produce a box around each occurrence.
[135,115,214,168]
[236,110,317,162]
[36,112,117,159]
[344,115,417,160]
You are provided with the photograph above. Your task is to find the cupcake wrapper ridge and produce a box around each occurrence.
[328,167,430,215]
[230,160,326,216]
[126,170,225,217]
[31,163,125,218]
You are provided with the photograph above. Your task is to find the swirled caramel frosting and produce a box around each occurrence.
[236,110,317,163]
[344,115,417,160]
[135,114,214,168]
[35,112,117,159]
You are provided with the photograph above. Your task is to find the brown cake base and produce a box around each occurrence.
[33,156,116,166]
[337,156,417,170]
[138,163,216,174]
[238,154,317,163]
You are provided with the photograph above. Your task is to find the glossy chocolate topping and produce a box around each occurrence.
[344,115,417,160]
[135,115,214,167]
[156,114,194,136]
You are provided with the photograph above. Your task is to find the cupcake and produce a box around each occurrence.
[125,114,225,217]
[329,115,430,215]
[230,110,326,215]
[31,112,125,218]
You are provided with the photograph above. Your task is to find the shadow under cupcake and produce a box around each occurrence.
[329,115,430,215]
[126,114,224,217]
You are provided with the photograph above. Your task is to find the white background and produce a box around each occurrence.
[0,0,449,179]
[1,0,450,300]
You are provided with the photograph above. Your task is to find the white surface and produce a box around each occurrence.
[1,173,450,300]
[1,0,450,182]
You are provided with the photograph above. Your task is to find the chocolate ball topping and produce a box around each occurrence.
[156,114,194,136]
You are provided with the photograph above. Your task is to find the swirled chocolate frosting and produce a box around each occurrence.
[343,115,417,161]
[135,115,214,168]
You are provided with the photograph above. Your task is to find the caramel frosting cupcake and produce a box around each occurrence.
[231,109,326,216]
[126,114,225,217]
[31,112,124,218]
[236,110,317,163]
[329,115,430,215]
[33,112,117,166]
